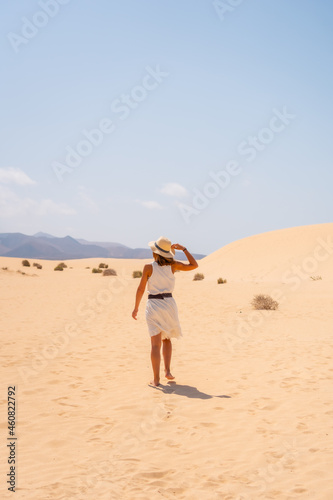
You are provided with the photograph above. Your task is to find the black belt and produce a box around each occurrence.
[148,293,172,299]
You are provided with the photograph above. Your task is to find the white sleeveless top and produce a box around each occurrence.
[147,261,175,294]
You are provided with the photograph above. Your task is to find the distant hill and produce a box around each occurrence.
[0,233,206,260]
[33,232,56,239]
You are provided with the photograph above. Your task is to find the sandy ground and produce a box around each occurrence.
[0,223,333,499]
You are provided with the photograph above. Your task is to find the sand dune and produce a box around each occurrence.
[0,223,332,499]
[199,222,333,282]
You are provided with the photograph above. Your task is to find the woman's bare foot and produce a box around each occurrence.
[165,371,175,380]
[149,379,160,386]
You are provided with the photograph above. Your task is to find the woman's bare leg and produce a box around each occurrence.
[162,339,175,380]
[150,333,162,386]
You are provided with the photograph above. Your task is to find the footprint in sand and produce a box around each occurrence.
[292,487,308,494]
[53,396,78,407]
[136,470,172,479]
[197,422,217,428]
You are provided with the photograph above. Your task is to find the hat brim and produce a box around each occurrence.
[148,240,175,259]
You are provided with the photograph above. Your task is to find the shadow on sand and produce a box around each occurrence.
[149,382,231,400]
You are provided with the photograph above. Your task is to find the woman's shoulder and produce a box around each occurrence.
[171,261,180,271]
[143,262,153,277]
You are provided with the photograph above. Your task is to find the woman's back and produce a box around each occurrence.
[147,261,175,294]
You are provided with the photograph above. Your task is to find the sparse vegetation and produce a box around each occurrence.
[99,263,108,269]
[217,277,227,284]
[22,259,30,267]
[252,294,279,310]
[310,275,322,281]
[33,263,42,269]
[133,270,142,278]
[103,268,117,276]
[2,267,8,271]
[193,273,204,281]
[92,268,103,273]
[54,262,67,271]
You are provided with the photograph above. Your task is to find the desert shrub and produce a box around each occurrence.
[132,270,142,278]
[33,263,42,269]
[2,267,8,271]
[310,275,322,281]
[99,263,108,269]
[22,259,30,267]
[58,262,67,269]
[103,268,117,276]
[217,277,227,284]
[54,265,64,271]
[193,273,204,281]
[92,268,103,273]
[252,294,278,310]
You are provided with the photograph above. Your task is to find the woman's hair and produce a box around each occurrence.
[153,252,174,266]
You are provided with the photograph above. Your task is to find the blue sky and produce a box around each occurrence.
[1,0,332,255]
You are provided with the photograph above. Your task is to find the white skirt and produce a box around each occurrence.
[145,297,182,340]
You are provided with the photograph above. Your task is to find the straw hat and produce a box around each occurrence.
[148,236,175,259]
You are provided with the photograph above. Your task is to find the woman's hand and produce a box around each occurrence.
[171,243,186,251]
[132,308,138,320]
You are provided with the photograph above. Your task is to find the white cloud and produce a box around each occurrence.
[33,199,76,216]
[0,167,36,186]
[160,182,189,198]
[0,185,76,217]
[76,185,100,214]
[136,200,164,210]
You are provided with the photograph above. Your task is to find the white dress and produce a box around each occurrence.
[145,261,182,340]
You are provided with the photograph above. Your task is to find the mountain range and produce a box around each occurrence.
[0,232,206,260]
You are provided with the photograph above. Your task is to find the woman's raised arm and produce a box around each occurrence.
[171,244,198,271]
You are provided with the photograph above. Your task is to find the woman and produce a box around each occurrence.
[132,236,198,386]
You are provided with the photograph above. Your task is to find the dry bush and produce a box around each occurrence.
[54,265,64,271]
[92,268,102,273]
[252,294,278,310]
[2,267,8,271]
[33,263,42,269]
[193,273,204,281]
[99,263,108,269]
[58,262,67,269]
[103,268,117,276]
[133,270,142,278]
[217,277,227,284]
[22,259,30,267]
